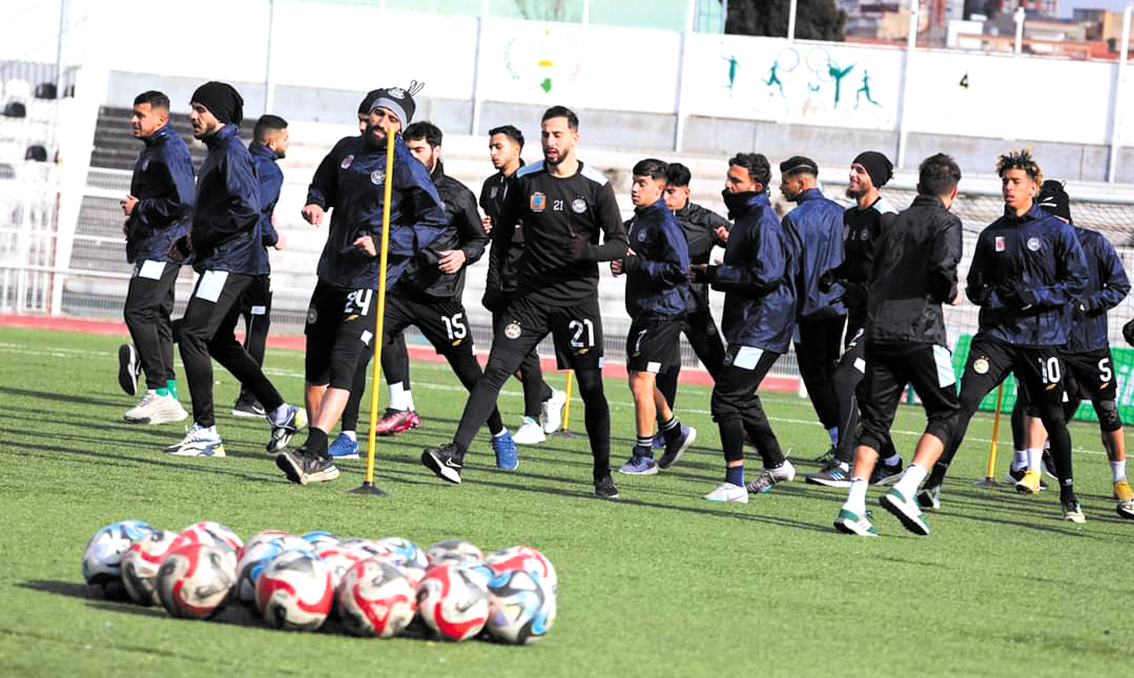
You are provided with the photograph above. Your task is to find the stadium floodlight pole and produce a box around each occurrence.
[896,1,920,168]
[553,371,577,438]
[350,129,398,497]
[1013,6,1025,56]
[975,384,1005,488]
[1108,3,1133,183]
[787,0,797,43]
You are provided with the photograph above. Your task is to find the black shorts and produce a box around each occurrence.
[493,295,604,371]
[304,279,377,388]
[857,341,960,452]
[958,335,1065,418]
[626,314,682,374]
[1062,346,1118,403]
[384,290,475,358]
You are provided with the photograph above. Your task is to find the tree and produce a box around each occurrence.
[726,0,846,42]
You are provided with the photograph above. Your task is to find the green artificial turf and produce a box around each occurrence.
[0,326,1130,677]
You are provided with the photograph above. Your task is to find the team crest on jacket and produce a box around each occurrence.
[994,236,1006,252]
[306,307,318,325]
[571,198,587,214]
[504,322,522,339]
[860,229,869,241]
[1026,237,1041,251]
[530,192,546,212]
[637,229,647,242]
[341,155,354,169]
[371,170,385,185]
[973,357,989,374]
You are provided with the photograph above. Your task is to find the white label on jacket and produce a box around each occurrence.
[137,260,165,280]
[934,345,956,388]
[734,346,764,370]
[194,270,229,303]
[250,305,267,316]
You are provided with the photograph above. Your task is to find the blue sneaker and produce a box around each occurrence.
[328,433,360,460]
[619,453,658,475]
[492,431,519,470]
[651,431,665,449]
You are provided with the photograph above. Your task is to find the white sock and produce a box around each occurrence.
[883,453,901,467]
[1026,448,1043,473]
[1113,460,1127,482]
[492,427,508,437]
[343,430,357,442]
[387,382,414,412]
[1011,449,1027,471]
[843,477,868,515]
[827,427,838,445]
[894,463,928,497]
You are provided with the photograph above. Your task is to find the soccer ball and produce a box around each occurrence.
[427,539,484,567]
[417,564,490,642]
[342,538,384,557]
[486,545,558,594]
[81,520,154,598]
[371,537,429,587]
[181,521,243,553]
[485,567,557,645]
[302,530,340,551]
[241,529,290,557]
[256,550,334,632]
[121,529,181,606]
[175,524,240,569]
[235,537,315,606]
[155,543,236,619]
[337,559,417,638]
[317,546,365,592]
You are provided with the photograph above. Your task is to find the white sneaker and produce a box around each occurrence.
[124,391,189,425]
[541,388,567,434]
[164,424,225,457]
[703,482,749,503]
[512,416,546,445]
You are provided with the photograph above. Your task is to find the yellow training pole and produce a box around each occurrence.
[561,370,574,431]
[975,383,1005,487]
[352,130,397,496]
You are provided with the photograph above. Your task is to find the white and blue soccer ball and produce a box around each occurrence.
[81,520,154,598]
[241,529,290,556]
[235,538,314,606]
[371,537,429,587]
[337,558,417,638]
[486,545,558,595]
[256,550,334,632]
[427,539,485,567]
[302,530,340,551]
[485,566,557,645]
[417,563,490,642]
[155,543,236,620]
[121,529,180,606]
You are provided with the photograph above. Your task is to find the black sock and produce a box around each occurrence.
[304,428,329,459]
[661,415,681,440]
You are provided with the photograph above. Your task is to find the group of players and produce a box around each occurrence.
[115,80,1134,536]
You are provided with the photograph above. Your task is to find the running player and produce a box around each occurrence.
[422,105,628,497]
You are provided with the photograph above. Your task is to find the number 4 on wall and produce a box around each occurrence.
[959,73,969,89]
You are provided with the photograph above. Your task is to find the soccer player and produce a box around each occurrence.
[333,120,518,467]
[694,153,797,504]
[1006,180,1132,519]
[164,81,305,458]
[806,151,903,487]
[779,156,846,459]
[657,162,729,413]
[231,114,290,418]
[421,105,628,498]
[832,153,963,537]
[117,90,194,425]
[276,84,447,484]
[481,124,566,444]
[919,149,1089,523]
[611,158,696,475]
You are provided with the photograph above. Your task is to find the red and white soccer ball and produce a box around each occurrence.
[417,564,491,642]
[317,546,365,592]
[241,529,290,557]
[337,558,417,638]
[427,539,485,567]
[175,523,240,569]
[485,567,557,645]
[121,529,181,606]
[371,537,430,587]
[486,545,558,594]
[256,550,334,632]
[81,520,154,599]
[155,543,236,620]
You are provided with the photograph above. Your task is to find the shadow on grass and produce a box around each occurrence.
[0,385,124,410]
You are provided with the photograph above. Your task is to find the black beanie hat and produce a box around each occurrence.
[779,155,819,177]
[368,81,425,125]
[358,89,382,115]
[853,151,893,188]
[1037,180,1072,224]
[191,81,244,125]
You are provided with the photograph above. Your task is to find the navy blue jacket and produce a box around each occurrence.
[248,142,283,276]
[314,134,447,291]
[623,197,690,319]
[305,134,360,210]
[706,190,797,353]
[783,187,845,319]
[191,124,261,274]
[1068,226,1130,353]
[967,203,1089,346]
[126,123,195,264]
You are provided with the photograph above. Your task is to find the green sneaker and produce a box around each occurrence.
[880,488,930,536]
[833,508,877,537]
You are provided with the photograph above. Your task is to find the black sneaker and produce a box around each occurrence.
[117,344,140,396]
[594,474,619,499]
[658,425,696,469]
[422,443,464,484]
[805,461,852,488]
[1041,450,1058,479]
[231,393,265,418]
[275,447,340,486]
[870,461,903,486]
